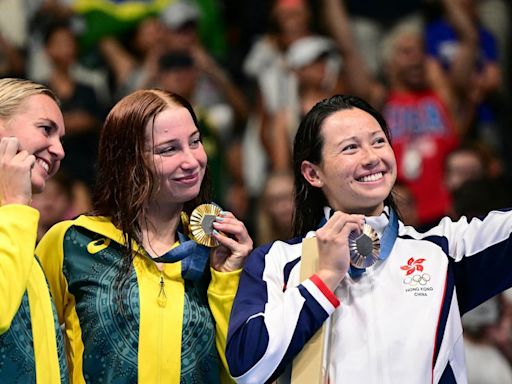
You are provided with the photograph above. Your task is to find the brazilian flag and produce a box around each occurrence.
[72,0,175,50]
[72,0,226,59]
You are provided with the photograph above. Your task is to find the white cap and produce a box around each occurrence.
[286,36,337,69]
[161,1,200,30]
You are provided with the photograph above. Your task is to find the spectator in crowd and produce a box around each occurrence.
[31,170,74,242]
[240,0,315,199]
[445,141,512,219]
[451,177,511,227]
[322,0,482,229]
[160,0,227,60]
[41,20,105,211]
[100,15,167,99]
[462,296,512,384]
[341,0,423,75]
[263,35,342,170]
[425,0,504,156]
[160,1,248,132]
[256,170,295,245]
[160,0,202,53]
[0,33,24,77]
[242,0,314,117]
[444,143,488,194]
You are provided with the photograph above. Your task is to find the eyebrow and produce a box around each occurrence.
[152,130,200,148]
[337,135,357,144]
[335,130,384,146]
[39,119,63,136]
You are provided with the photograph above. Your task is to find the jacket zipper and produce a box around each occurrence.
[157,270,166,383]
[157,274,167,307]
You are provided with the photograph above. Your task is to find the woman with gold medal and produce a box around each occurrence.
[227,94,512,383]
[36,89,253,383]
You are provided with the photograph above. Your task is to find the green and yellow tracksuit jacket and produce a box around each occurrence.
[36,214,240,383]
[0,204,68,383]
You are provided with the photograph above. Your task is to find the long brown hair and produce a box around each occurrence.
[93,89,212,302]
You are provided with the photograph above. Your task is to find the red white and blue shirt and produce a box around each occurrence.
[384,91,459,225]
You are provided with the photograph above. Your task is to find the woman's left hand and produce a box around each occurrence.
[209,210,253,272]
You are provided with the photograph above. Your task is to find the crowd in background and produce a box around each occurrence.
[1,0,511,382]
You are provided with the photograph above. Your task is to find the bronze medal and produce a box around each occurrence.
[348,223,381,269]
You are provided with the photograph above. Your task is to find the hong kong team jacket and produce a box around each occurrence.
[226,208,512,383]
[36,214,239,383]
[0,204,67,383]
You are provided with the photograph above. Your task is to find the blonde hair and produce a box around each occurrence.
[380,18,424,66]
[0,78,59,119]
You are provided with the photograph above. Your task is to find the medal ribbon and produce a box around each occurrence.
[317,207,399,278]
[153,230,210,281]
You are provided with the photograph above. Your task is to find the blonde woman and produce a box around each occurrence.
[0,78,67,382]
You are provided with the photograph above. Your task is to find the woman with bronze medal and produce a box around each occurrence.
[226,95,512,383]
[36,89,253,383]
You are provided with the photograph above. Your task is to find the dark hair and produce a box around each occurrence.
[92,89,211,303]
[452,178,511,220]
[292,94,398,236]
[43,19,72,45]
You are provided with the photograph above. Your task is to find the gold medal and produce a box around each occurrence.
[348,223,380,269]
[188,203,222,247]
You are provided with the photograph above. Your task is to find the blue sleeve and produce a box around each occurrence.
[226,240,333,384]
[446,210,512,313]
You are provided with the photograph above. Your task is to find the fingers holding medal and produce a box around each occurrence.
[315,211,381,287]
[316,212,364,279]
[188,203,253,272]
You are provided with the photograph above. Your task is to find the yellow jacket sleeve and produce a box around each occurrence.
[36,220,88,383]
[0,204,39,334]
[208,268,241,384]
[35,220,72,324]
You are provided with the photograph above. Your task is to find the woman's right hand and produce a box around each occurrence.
[0,137,35,206]
[315,211,365,291]
[210,210,253,272]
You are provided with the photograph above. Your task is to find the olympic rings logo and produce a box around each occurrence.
[403,273,431,286]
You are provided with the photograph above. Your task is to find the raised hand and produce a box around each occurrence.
[0,137,35,206]
[210,210,253,272]
[315,211,365,290]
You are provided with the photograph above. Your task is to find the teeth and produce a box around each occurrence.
[37,159,50,173]
[359,172,383,182]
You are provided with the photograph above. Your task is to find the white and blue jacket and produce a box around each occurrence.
[226,207,512,383]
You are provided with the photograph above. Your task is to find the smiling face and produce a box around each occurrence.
[301,107,397,216]
[0,94,65,194]
[146,105,207,207]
